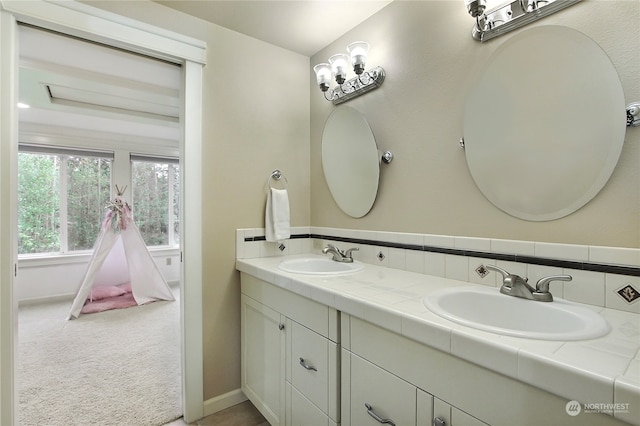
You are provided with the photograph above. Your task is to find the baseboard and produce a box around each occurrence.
[18,293,75,307]
[202,388,248,417]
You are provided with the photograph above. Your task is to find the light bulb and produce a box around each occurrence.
[347,41,369,75]
[465,0,486,18]
[313,63,332,92]
[329,53,349,84]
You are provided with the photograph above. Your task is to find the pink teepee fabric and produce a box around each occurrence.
[67,196,175,319]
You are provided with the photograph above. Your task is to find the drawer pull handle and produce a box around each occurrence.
[433,417,447,426]
[299,357,317,372]
[365,403,396,426]
[278,323,285,330]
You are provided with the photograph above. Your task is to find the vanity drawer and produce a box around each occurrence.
[287,383,337,426]
[349,352,416,426]
[289,319,339,421]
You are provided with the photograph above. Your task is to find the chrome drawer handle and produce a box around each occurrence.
[433,417,447,426]
[365,403,396,426]
[299,357,317,372]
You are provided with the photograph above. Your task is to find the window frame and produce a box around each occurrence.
[18,144,115,256]
[17,139,180,260]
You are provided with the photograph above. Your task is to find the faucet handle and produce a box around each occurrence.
[484,264,511,280]
[536,275,572,293]
[325,244,344,255]
[344,247,359,259]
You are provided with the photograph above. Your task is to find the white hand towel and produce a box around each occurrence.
[265,188,290,242]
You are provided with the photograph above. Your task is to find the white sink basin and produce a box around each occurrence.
[278,257,364,275]
[423,286,610,341]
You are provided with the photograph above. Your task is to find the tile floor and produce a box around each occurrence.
[165,401,268,426]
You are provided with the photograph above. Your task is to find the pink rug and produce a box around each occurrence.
[81,292,143,314]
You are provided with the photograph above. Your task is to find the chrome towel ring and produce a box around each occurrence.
[268,169,288,189]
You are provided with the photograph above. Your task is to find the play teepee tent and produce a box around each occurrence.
[67,186,175,319]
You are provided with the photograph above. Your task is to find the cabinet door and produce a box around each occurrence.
[349,353,416,426]
[241,294,286,426]
[416,389,434,425]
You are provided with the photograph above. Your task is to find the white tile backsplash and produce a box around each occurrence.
[387,247,406,271]
[491,238,535,256]
[606,274,640,314]
[535,242,589,262]
[237,226,640,313]
[563,269,606,306]
[424,251,446,277]
[424,233,455,248]
[590,246,640,267]
[404,249,424,274]
[445,254,468,281]
[455,236,491,252]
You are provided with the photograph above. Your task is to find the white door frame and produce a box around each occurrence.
[0,1,206,423]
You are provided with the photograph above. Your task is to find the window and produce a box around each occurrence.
[131,155,180,247]
[18,146,113,255]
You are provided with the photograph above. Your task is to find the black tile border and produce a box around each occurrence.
[245,233,640,277]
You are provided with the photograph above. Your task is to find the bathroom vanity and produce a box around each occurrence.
[238,255,639,426]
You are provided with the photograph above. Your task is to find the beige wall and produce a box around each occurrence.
[85,1,311,401]
[85,0,639,407]
[311,0,640,249]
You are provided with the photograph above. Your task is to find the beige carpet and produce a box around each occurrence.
[18,290,182,426]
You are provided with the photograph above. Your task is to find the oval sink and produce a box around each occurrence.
[423,286,609,341]
[278,257,364,275]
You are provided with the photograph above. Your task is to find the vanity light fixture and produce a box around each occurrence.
[465,0,582,42]
[313,41,385,105]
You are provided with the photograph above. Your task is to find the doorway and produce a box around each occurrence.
[0,2,205,424]
[16,24,182,425]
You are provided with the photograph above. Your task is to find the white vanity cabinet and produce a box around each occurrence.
[342,314,627,426]
[342,349,486,426]
[241,294,286,425]
[241,273,340,426]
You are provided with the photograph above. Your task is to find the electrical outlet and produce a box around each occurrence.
[166,257,172,266]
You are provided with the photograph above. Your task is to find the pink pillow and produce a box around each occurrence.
[117,282,132,293]
[88,285,127,301]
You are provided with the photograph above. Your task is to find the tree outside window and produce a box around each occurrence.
[18,149,112,255]
[132,157,180,247]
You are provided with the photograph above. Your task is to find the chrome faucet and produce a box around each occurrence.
[485,265,572,302]
[322,244,358,263]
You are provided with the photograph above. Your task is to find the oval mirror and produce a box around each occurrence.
[322,106,380,217]
[463,26,626,221]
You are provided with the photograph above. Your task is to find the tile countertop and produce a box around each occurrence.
[236,254,640,421]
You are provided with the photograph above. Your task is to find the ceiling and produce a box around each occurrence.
[18,1,393,144]
[18,25,182,143]
[154,0,393,56]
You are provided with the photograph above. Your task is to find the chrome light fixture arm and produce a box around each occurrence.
[627,102,640,127]
[466,0,582,42]
[327,66,385,105]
